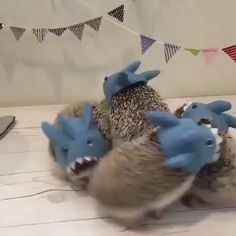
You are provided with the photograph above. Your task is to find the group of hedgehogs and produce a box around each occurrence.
[46,61,236,228]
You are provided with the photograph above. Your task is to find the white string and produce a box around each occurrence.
[72,0,165,45]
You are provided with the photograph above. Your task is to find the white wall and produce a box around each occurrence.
[0,0,236,106]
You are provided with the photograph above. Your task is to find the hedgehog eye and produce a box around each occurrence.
[206,139,213,146]
[87,139,93,147]
[104,77,108,81]
[192,104,197,109]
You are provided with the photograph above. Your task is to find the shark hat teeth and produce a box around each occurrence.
[182,102,193,112]
[205,124,223,162]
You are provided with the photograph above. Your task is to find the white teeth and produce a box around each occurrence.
[70,162,76,169]
[76,158,83,164]
[183,102,192,112]
[211,128,218,135]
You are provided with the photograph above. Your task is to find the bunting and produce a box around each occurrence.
[0,1,235,67]
[48,27,67,36]
[85,17,102,31]
[10,27,26,41]
[32,28,48,44]
[68,23,84,40]
[108,5,124,22]
[222,45,236,63]
[140,35,156,54]
[164,43,181,63]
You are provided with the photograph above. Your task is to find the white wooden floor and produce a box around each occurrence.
[1,95,236,236]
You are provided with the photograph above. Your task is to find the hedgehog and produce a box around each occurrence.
[103,60,170,145]
[47,99,111,185]
[89,111,222,227]
[174,100,236,207]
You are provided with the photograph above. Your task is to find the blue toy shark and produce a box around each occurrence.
[147,111,220,173]
[176,100,236,134]
[103,60,161,104]
[41,104,110,175]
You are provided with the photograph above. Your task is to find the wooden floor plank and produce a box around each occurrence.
[1,95,236,235]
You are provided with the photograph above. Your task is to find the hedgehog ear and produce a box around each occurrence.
[140,70,161,82]
[83,103,94,129]
[122,61,141,73]
[57,115,75,139]
[41,121,69,149]
[146,111,180,128]
[207,100,232,114]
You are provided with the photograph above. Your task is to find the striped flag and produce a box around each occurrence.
[32,28,48,43]
[222,45,236,63]
[164,43,181,63]
[108,5,124,22]
[85,16,102,32]
[140,35,156,54]
[68,23,84,40]
[48,27,67,36]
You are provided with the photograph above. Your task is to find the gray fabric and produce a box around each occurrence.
[10,27,26,41]
[0,115,15,140]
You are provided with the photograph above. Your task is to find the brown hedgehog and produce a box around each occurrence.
[89,111,220,227]
[103,60,170,145]
[48,99,111,187]
[174,102,236,207]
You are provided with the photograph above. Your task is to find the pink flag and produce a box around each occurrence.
[202,48,219,65]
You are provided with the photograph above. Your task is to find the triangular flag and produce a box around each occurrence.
[108,5,124,22]
[185,48,201,56]
[164,43,181,63]
[10,26,26,41]
[202,48,219,65]
[32,28,48,43]
[140,35,156,54]
[85,16,102,32]
[222,45,236,63]
[48,27,67,36]
[68,23,84,40]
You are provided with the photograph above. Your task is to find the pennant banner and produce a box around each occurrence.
[0,1,235,69]
[48,27,67,36]
[185,48,201,56]
[222,45,236,63]
[85,16,102,31]
[68,23,84,40]
[10,26,26,41]
[140,35,156,54]
[32,28,48,44]
[164,43,181,63]
[202,48,219,65]
[108,5,124,22]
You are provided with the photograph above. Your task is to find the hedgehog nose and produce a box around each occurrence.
[104,76,108,81]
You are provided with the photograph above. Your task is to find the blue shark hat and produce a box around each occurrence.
[176,100,236,134]
[146,111,222,173]
[41,103,110,175]
[103,60,161,104]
